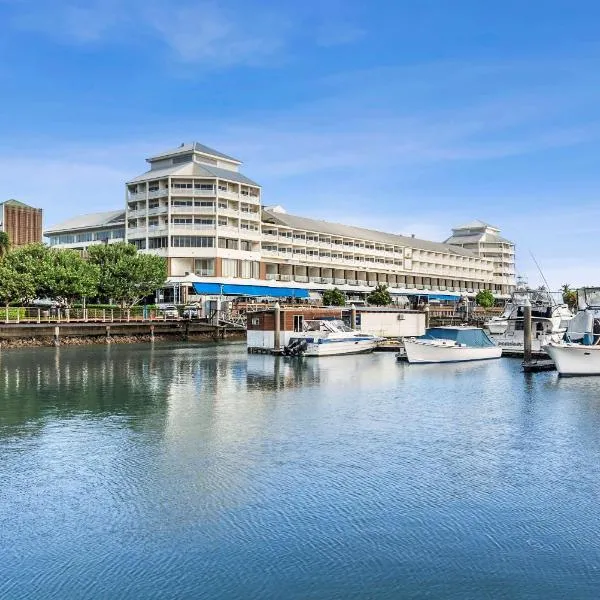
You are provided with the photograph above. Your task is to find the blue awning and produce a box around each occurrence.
[405,293,460,301]
[191,282,309,298]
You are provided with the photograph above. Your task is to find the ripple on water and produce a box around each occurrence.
[1,346,600,599]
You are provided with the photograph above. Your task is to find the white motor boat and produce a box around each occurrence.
[489,287,572,354]
[543,288,600,376]
[283,319,382,357]
[402,326,502,364]
[544,342,600,376]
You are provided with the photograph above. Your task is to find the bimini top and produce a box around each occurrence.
[420,327,496,347]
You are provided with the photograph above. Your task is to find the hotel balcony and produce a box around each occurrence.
[148,206,169,216]
[170,205,216,215]
[218,190,240,201]
[171,188,217,197]
[218,207,242,218]
[127,226,146,237]
[148,225,169,235]
[148,189,169,199]
[170,223,216,234]
[127,208,147,218]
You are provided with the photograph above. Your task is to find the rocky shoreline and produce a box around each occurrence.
[0,331,246,349]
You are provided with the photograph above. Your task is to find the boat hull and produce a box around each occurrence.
[403,340,502,364]
[544,343,600,376]
[303,339,379,357]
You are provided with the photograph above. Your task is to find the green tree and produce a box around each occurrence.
[475,289,495,309]
[322,287,346,306]
[0,261,35,306]
[561,283,577,309]
[367,283,392,306]
[0,231,10,258]
[50,249,100,306]
[87,242,167,307]
[4,243,54,299]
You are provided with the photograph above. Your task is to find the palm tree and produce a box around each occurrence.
[0,232,10,259]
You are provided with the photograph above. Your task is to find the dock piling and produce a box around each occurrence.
[273,302,281,352]
[523,298,532,365]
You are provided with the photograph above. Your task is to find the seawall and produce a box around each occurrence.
[0,321,245,349]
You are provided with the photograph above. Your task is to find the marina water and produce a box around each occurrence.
[1,342,600,599]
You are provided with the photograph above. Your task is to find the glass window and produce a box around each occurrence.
[222,258,238,277]
[171,236,215,248]
[194,258,215,276]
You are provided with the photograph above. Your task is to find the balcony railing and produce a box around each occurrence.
[218,190,239,200]
[148,189,168,199]
[171,188,216,197]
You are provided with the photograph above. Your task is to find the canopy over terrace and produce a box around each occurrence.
[191,282,309,299]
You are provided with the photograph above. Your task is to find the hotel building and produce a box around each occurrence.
[44,142,516,300]
[1,199,43,247]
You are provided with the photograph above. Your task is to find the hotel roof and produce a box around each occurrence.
[452,219,499,231]
[262,208,479,257]
[128,161,260,186]
[44,210,125,235]
[147,142,241,164]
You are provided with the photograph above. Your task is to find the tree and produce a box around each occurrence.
[49,249,100,306]
[0,232,10,258]
[322,287,346,306]
[4,243,54,299]
[367,283,392,306]
[0,261,35,306]
[561,283,577,309]
[87,242,167,307]
[475,289,495,309]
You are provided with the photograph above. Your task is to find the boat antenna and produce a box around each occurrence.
[529,250,557,306]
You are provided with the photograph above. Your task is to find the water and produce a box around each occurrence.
[1,342,600,599]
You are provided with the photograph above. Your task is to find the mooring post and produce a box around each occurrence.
[37,308,41,324]
[106,325,111,344]
[523,297,532,365]
[424,304,430,329]
[351,304,357,330]
[53,326,60,347]
[150,324,155,342]
[273,302,281,352]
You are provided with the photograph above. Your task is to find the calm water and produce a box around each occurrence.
[1,342,600,599]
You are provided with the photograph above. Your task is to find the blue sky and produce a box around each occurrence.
[0,0,599,289]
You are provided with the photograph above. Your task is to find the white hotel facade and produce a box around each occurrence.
[45,142,516,300]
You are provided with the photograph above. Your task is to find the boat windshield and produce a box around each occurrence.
[303,319,353,333]
[580,288,600,309]
[420,327,496,347]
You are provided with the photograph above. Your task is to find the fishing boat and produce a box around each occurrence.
[543,288,600,376]
[488,287,572,354]
[402,326,502,364]
[282,319,382,357]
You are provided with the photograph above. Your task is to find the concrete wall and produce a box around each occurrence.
[358,311,425,338]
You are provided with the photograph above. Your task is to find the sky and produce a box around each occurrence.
[0,0,599,289]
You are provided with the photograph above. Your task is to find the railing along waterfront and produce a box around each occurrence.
[0,307,189,324]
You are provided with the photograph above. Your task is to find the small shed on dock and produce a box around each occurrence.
[246,306,425,351]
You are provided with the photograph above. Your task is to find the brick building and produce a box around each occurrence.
[0,199,43,246]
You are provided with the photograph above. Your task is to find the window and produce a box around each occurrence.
[194,183,215,190]
[196,201,215,207]
[171,236,215,248]
[240,240,252,251]
[129,239,146,250]
[293,315,304,332]
[148,237,168,249]
[195,218,215,226]
[222,258,238,277]
[194,258,215,276]
[218,238,238,250]
[172,200,193,206]
[172,218,193,224]
[239,261,259,279]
